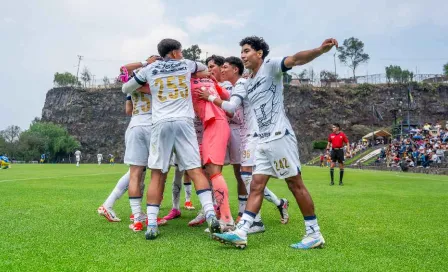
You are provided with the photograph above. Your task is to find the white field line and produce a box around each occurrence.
[0,172,124,183]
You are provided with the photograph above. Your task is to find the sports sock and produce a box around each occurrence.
[104,170,130,208]
[339,169,344,182]
[129,197,142,220]
[330,168,334,182]
[172,168,182,210]
[238,195,248,216]
[146,204,160,226]
[304,215,321,235]
[210,173,233,223]
[235,211,256,237]
[197,189,215,221]
[264,187,281,206]
[184,182,192,202]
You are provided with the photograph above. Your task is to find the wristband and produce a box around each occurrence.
[141,60,148,67]
[208,95,217,102]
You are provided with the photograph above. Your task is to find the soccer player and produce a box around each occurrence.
[74,150,81,167]
[97,153,103,165]
[211,36,338,249]
[200,56,290,234]
[98,80,167,226]
[206,55,247,220]
[326,123,350,186]
[109,154,115,165]
[40,153,45,164]
[122,38,221,240]
[0,155,10,169]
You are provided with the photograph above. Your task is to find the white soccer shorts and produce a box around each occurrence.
[76,156,80,162]
[148,119,201,173]
[241,135,257,167]
[124,125,151,166]
[253,134,302,179]
[225,127,241,165]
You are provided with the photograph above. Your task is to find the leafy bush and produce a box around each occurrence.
[312,140,328,150]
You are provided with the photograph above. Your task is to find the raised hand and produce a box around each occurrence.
[320,38,338,54]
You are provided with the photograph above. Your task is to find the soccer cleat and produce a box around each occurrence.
[188,212,206,227]
[129,221,144,232]
[145,225,160,240]
[290,233,325,249]
[277,199,289,224]
[207,216,222,235]
[330,181,334,186]
[184,201,195,210]
[97,205,121,222]
[157,217,167,226]
[339,181,344,186]
[204,221,234,233]
[163,208,181,221]
[212,231,247,249]
[248,221,265,235]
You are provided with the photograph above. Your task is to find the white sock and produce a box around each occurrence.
[304,215,321,235]
[184,182,192,202]
[104,170,130,208]
[264,187,281,206]
[76,162,79,166]
[235,211,255,237]
[147,204,160,227]
[238,195,247,216]
[129,197,142,220]
[241,172,262,222]
[197,189,215,220]
[172,168,183,210]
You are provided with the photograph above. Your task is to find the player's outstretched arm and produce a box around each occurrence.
[283,38,338,68]
[122,56,161,72]
[198,89,241,115]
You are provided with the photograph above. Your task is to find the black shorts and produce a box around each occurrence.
[331,149,345,163]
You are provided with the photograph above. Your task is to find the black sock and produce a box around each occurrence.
[340,169,344,182]
[330,168,334,182]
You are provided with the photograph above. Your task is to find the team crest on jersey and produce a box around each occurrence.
[152,70,158,75]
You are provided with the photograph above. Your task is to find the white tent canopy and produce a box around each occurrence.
[362,130,392,139]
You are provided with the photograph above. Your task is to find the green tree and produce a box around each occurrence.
[80,67,91,87]
[18,122,80,162]
[0,135,6,153]
[0,125,21,143]
[53,72,79,87]
[386,65,414,83]
[337,37,370,83]
[182,44,202,61]
[320,70,338,86]
[444,63,448,76]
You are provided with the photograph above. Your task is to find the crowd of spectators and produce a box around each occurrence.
[376,121,448,168]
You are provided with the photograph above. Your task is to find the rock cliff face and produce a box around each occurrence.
[42,84,448,163]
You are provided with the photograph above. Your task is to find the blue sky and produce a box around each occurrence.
[1,0,447,130]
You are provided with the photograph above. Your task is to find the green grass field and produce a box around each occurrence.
[1,164,447,271]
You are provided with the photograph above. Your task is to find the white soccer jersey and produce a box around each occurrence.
[135,59,199,125]
[244,57,294,143]
[75,150,81,157]
[97,154,103,160]
[220,81,242,128]
[128,92,152,128]
[230,78,259,138]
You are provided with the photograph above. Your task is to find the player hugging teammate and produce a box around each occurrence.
[96,35,338,250]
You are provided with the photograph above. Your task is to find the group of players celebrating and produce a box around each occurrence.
[97,35,338,249]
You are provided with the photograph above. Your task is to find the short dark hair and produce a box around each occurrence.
[333,123,341,129]
[225,57,244,76]
[157,39,182,58]
[239,36,270,59]
[206,55,225,66]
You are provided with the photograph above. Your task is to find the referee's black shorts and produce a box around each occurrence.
[331,149,345,163]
